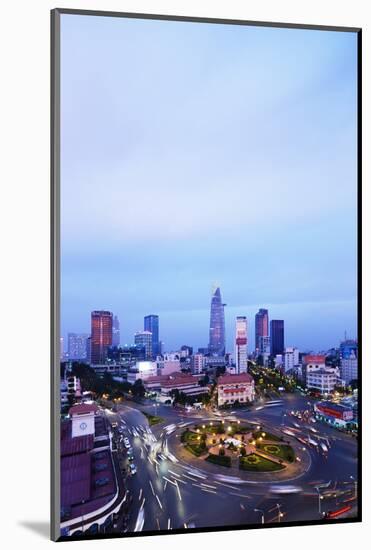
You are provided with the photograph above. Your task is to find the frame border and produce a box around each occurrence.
[51,7,362,542]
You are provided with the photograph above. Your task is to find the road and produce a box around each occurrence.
[107,392,358,533]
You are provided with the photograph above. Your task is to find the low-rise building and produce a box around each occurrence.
[306,364,340,395]
[127,361,157,384]
[217,373,255,407]
[157,358,181,376]
[314,400,354,428]
[143,371,206,400]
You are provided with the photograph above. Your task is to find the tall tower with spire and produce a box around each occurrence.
[208,285,226,356]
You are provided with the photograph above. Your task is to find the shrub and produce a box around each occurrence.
[206,454,231,467]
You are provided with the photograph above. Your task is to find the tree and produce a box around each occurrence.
[132,379,145,398]
[198,374,210,387]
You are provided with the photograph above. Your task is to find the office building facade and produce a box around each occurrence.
[270,320,285,356]
[91,311,113,364]
[235,316,248,374]
[208,286,226,356]
[144,314,160,358]
[255,308,269,353]
[134,331,153,360]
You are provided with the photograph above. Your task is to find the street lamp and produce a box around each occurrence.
[254,508,265,524]
[350,476,358,498]
[316,487,324,515]
[276,503,283,523]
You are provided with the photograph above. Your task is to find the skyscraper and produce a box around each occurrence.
[91,311,113,364]
[144,314,159,358]
[235,316,248,373]
[255,308,269,353]
[68,333,89,360]
[134,331,152,360]
[208,286,225,356]
[112,315,120,347]
[270,320,285,357]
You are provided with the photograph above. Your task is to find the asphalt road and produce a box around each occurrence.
[108,392,358,533]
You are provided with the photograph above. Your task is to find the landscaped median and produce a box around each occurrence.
[180,429,207,457]
[206,453,231,467]
[142,412,164,426]
[239,453,284,472]
[179,419,297,473]
[256,443,295,463]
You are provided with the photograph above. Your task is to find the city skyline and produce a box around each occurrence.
[60,289,356,355]
[60,16,357,354]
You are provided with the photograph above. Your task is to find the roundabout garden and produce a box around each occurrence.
[180,419,296,473]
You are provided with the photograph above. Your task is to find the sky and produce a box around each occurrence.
[60,14,358,354]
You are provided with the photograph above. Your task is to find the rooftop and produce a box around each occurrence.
[316,400,353,413]
[218,373,254,385]
[303,355,326,364]
[69,403,99,416]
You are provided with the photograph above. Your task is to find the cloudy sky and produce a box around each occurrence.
[60,14,358,353]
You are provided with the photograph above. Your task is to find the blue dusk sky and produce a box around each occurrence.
[60,14,358,353]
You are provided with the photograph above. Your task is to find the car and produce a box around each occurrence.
[128,454,134,462]
[124,439,131,449]
[129,463,137,475]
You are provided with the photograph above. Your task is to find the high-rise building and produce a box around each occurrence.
[144,314,159,358]
[91,311,113,364]
[255,309,269,353]
[259,335,271,355]
[112,315,120,347]
[134,331,152,360]
[284,346,299,372]
[191,354,205,375]
[270,320,285,356]
[68,333,89,361]
[235,316,248,374]
[339,340,358,384]
[208,286,226,356]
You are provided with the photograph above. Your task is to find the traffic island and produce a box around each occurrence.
[179,420,300,475]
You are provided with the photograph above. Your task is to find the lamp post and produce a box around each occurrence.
[276,503,283,523]
[254,508,265,524]
[350,475,357,499]
[316,487,323,515]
